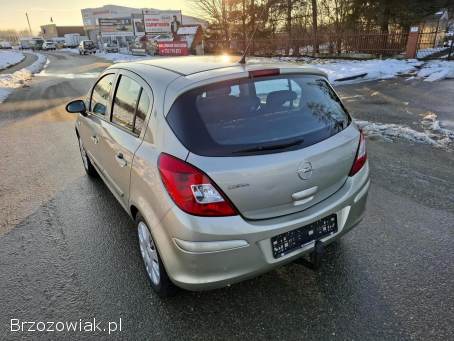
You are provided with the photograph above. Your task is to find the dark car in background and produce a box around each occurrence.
[104,42,119,53]
[79,40,96,55]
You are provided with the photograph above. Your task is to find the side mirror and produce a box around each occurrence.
[66,100,87,116]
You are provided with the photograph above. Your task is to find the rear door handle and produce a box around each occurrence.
[115,152,127,167]
[91,135,99,144]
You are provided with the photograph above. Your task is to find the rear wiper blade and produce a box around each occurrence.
[233,138,304,154]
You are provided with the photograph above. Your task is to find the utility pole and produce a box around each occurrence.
[25,12,32,36]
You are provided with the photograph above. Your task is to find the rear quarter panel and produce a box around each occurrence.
[127,64,186,229]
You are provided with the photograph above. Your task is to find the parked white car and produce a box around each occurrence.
[0,41,12,49]
[103,42,119,53]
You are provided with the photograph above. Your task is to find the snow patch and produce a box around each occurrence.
[421,112,454,140]
[416,47,447,59]
[0,50,25,70]
[36,71,99,79]
[273,56,454,83]
[318,59,422,84]
[416,61,454,82]
[356,114,454,149]
[356,120,440,146]
[59,49,155,63]
[95,52,154,63]
[267,57,425,84]
[0,53,47,103]
[59,48,79,54]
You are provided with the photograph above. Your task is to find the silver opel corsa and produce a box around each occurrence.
[66,56,370,296]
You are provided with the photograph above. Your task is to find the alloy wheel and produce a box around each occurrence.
[138,222,160,286]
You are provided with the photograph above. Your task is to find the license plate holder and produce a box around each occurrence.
[271,214,338,259]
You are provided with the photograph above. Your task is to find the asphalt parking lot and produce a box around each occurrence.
[0,52,453,340]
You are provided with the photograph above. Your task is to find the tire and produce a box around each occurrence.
[78,136,97,177]
[136,213,176,297]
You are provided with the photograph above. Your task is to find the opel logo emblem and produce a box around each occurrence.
[297,161,312,180]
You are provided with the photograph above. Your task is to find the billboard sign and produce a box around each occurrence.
[133,18,145,37]
[158,41,188,56]
[143,9,182,34]
[99,18,134,36]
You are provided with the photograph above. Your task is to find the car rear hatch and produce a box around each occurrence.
[166,71,359,220]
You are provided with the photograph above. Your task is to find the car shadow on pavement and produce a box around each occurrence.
[0,175,409,340]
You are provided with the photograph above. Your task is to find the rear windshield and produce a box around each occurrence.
[166,74,351,156]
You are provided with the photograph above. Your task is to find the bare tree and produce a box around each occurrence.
[191,0,231,48]
[312,0,319,54]
[285,0,294,54]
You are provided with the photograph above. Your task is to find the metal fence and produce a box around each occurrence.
[206,31,409,57]
[416,31,451,59]
[448,40,454,60]
[417,31,446,50]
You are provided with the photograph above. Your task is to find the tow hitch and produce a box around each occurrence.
[295,240,325,270]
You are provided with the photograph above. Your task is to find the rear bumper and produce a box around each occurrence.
[152,162,370,291]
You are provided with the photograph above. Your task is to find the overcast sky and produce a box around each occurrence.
[0,1,196,33]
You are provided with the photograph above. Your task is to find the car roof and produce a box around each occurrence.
[110,56,328,116]
[116,55,327,78]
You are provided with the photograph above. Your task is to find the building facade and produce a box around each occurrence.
[40,24,85,40]
[80,5,206,48]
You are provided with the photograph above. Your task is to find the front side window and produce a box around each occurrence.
[90,74,115,116]
[167,74,351,156]
[111,75,142,131]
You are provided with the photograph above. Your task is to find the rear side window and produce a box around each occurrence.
[134,91,150,135]
[166,74,351,156]
[90,74,115,116]
[112,75,142,131]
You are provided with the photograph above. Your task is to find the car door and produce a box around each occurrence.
[77,72,116,171]
[98,70,153,208]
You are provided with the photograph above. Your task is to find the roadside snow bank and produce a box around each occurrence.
[0,53,47,103]
[61,50,454,83]
[357,120,441,146]
[0,50,25,70]
[416,47,448,59]
[416,61,454,82]
[269,57,423,83]
[274,56,454,83]
[318,59,422,83]
[421,112,454,141]
[356,113,454,149]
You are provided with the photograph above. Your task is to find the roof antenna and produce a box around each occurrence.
[239,1,269,64]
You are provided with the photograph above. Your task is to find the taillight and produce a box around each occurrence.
[158,153,238,217]
[349,131,367,176]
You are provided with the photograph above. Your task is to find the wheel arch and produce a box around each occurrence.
[130,204,139,220]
